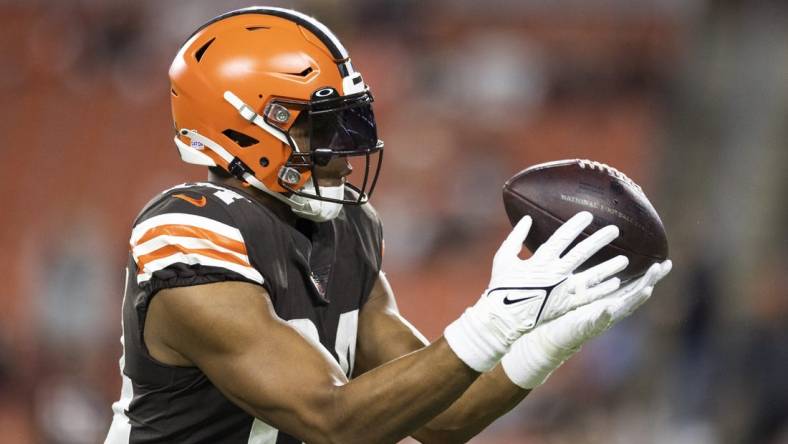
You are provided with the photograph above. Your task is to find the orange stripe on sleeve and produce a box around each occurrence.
[134,224,247,256]
[136,244,251,272]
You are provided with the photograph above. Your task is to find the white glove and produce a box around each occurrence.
[501,259,672,389]
[445,212,628,373]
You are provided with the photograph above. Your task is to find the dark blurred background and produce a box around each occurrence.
[1,1,786,443]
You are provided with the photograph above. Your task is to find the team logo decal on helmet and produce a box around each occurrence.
[169,7,383,217]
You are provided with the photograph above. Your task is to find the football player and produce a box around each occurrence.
[104,7,671,444]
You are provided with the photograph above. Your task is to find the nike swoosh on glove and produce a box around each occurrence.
[501,260,672,389]
[444,211,628,372]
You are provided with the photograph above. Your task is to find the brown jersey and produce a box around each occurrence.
[105,182,383,444]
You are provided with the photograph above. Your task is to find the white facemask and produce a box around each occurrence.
[289,179,345,222]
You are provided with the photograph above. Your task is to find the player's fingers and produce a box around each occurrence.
[587,277,621,299]
[575,254,628,286]
[560,225,620,270]
[632,260,670,291]
[566,255,626,303]
[656,260,673,281]
[614,259,671,316]
[497,216,533,258]
[615,262,661,298]
[535,211,593,258]
[640,262,664,287]
[606,260,669,320]
[550,299,616,345]
[572,276,622,308]
[610,285,654,321]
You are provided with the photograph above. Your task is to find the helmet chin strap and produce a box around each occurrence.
[175,128,343,221]
[244,171,345,222]
[290,180,345,222]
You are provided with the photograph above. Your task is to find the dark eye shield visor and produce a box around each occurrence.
[267,92,384,205]
[310,97,382,165]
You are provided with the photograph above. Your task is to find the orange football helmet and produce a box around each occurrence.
[169,7,382,210]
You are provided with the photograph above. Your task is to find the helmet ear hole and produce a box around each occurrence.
[259,157,269,167]
[222,129,259,147]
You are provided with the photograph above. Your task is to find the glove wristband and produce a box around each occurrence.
[444,305,511,373]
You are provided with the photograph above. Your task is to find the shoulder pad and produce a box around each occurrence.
[130,183,263,286]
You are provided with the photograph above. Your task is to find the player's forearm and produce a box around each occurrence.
[324,338,479,444]
[411,365,530,443]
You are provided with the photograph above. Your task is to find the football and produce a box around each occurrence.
[502,159,668,282]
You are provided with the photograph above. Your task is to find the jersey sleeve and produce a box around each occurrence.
[129,189,264,293]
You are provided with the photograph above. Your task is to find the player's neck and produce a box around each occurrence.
[207,172,299,226]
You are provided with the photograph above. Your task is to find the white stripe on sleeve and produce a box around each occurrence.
[137,252,264,285]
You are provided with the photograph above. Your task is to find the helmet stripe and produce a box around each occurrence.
[184,7,352,73]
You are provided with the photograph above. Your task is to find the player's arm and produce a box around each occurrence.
[354,262,673,443]
[350,212,626,443]
[147,211,622,443]
[147,280,478,444]
[354,273,532,444]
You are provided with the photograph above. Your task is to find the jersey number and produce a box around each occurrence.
[286,310,358,377]
[248,310,358,444]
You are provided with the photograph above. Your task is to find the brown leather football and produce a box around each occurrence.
[502,159,668,282]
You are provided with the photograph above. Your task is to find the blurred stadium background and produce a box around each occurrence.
[1,0,786,443]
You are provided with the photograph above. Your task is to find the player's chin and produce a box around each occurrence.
[314,176,346,187]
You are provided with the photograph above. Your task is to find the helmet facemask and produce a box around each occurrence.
[263,88,384,207]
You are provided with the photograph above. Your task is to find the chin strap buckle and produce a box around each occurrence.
[227,157,253,181]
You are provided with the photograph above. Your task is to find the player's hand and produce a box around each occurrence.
[488,212,629,326]
[501,260,672,389]
[444,211,626,373]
